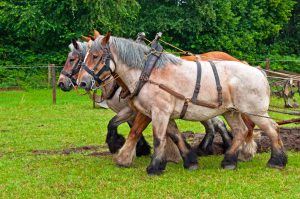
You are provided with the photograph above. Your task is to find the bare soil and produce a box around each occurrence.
[183,127,300,155]
[31,127,300,157]
[32,145,110,157]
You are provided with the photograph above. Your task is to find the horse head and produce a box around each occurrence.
[58,30,100,91]
[78,32,114,90]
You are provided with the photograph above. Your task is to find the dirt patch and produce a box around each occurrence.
[32,127,299,157]
[182,127,300,155]
[182,131,226,155]
[87,151,111,157]
[32,145,110,157]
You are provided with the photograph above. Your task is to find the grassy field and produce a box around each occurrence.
[0,89,300,198]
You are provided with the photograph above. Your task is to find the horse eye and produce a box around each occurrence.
[70,59,75,62]
[93,55,98,59]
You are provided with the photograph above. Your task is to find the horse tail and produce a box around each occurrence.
[238,114,260,161]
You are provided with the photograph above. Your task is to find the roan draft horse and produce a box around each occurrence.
[58,32,237,164]
[78,32,287,175]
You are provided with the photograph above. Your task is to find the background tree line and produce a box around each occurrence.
[0,0,299,88]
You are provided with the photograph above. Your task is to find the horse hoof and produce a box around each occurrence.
[267,149,287,169]
[113,154,133,168]
[222,164,237,170]
[267,163,285,169]
[146,167,164,176]
[221,153,238,170]
[267,150,288,169]
[186,164,198,171]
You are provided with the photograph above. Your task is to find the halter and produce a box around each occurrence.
[81,42,116,86]
[61,51,85,86]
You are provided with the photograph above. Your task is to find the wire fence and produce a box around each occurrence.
[0,58,300,69]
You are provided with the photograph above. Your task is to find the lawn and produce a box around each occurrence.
[0,89,300,198]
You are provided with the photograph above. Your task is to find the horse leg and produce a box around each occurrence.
[284,95,293,108]
[166,120,198,169]
[135,132,151,157]
[146,109,170,175]
[126,121,151,157]
[197,120,215,155]
[114,112,151,167]
[221,111,248,170]
[247,114,287,169]
[106,107,135,154]
[237,114,258,161]
[211,117,233,152]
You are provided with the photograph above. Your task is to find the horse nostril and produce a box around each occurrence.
[80,81,87,88]
[58,82,65,88]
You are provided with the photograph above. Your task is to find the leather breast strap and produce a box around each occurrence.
[180,61,202,119]
[104,81,120,100]
[208,60,223,106]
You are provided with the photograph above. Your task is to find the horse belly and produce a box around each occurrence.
[171,102,225,121]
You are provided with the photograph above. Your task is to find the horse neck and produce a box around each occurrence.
[111,49,141,93]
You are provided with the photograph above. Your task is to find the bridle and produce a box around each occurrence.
[81,42,116,87]
[61,51,85,86]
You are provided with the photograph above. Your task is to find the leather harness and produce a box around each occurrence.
[130,34,164,99]
[141,61,223,119]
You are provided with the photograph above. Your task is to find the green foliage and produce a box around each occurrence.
[0,0,299,88]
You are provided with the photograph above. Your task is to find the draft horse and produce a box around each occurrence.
[78,32,287,175]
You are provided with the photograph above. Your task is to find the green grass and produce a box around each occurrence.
[0,89,300,198]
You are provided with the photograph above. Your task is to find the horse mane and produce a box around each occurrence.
[93,36,182,69]
[68,41,88,56]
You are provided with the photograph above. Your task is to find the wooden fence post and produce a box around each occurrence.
[93,90,96,108]
[265,58,270,75]
[50,64,56,105]
[48,65,51,88]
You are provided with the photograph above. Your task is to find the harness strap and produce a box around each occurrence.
[129,37,163,99]
[180,61,202,119]
[104,81,120,100]
[209,61,223,106]
[192,61,202,103]
[147,80,218,109]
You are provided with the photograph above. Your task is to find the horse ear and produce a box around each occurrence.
[101,32,111,45]
[72,39,79,50]
[89,35,95,41]
[94,29,100,38]
[82,35,91,42]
